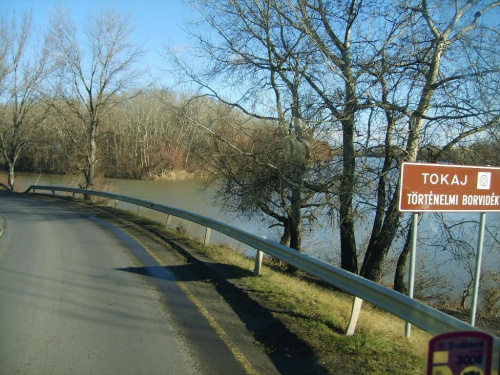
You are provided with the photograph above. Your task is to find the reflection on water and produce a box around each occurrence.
[2,170,498,304]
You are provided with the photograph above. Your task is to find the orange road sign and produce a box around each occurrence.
[399,162,500,212]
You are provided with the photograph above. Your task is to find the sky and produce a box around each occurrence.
[0,0,195,86]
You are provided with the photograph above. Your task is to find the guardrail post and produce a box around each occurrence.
[204,227,211,245]
[136,205,141,217]
[345,297,363,336]
[52,189,55,196]
[254,250,263,276]
[166,214,172,227]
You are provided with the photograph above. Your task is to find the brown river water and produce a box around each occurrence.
[0,171,331,253]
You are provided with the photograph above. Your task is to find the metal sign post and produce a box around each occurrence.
[399,162,500,336]
[405,212,419,338]
[470,212,486,327]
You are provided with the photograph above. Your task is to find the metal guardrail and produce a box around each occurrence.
[25,185,500,369]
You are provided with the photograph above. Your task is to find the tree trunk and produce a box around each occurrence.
[339,117,358,274]
[286,142,305,273]
[289,185,302,252]
[360,40,443,281]
[394,224,413,294]
[86,122,97,190]
[285,187,302,273]
[8,163,15,191]
[280,217,291,246]
[360,194,401,282]
[83,122,97,200]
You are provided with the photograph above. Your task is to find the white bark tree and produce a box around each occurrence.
[0,10,54,190]
[50,6,144,189]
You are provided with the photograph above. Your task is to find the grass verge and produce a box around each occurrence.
[180,236,431,374]
[74,198,431,374]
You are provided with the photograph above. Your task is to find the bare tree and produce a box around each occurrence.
[171,0,333,260]
[0,10,54,190]
[357,0,500,282]
[271,0,500,281]
[268,0,500,281]
[50,6,144,189]
[187,99,327,252]
[179,0,500,285]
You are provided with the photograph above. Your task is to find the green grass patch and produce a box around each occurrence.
[73,198,431,374]
[149,223,429,373]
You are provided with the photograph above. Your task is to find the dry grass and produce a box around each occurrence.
[180,239,431,374]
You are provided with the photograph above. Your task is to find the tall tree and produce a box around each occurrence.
[50,6,144,189]
[357,0,500,282]
[0,10,53,190]
[282,0,500,279]
[173,0,330,257]
[180,0,500,284]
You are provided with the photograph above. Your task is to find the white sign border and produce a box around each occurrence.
[398,162,500,213]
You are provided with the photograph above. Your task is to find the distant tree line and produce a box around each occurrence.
[5,91,216,180]
[3,87,499,182]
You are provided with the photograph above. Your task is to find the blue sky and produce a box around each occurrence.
[0,0,195,86]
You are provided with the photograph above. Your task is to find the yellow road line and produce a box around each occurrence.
[127,231,259,375]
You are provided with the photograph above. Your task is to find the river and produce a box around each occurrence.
[0,171,336,255]
[2,170,499,306]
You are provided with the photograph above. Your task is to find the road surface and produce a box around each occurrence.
[0,191,279,374]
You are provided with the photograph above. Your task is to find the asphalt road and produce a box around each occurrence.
[0,191,279,375]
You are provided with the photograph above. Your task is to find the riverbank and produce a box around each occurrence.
[152,169,199,180]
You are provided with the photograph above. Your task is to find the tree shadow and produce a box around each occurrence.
[116,263,252,282]
[117,262,332,374]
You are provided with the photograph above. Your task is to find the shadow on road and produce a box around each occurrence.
[116,263,252,282]
[117,262,332,374]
